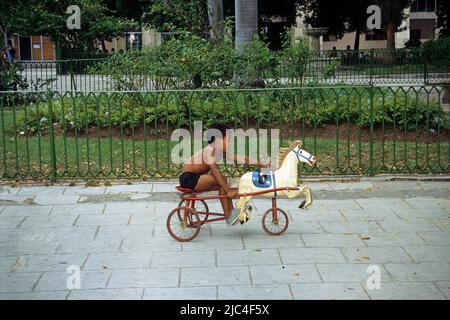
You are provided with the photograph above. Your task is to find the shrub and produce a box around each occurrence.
[16,88,446,135]
[89,31,312,90]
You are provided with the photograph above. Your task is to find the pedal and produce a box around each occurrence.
[299,200,306,209]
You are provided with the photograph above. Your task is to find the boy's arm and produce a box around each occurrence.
[209,162,231,192]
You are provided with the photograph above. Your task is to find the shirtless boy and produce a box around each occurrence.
[179,123,269,225]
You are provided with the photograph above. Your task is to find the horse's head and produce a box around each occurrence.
[291,141,317,166]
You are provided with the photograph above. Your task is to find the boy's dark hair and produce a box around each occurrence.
[206,123,231,144]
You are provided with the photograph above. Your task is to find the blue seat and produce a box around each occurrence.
[252,171,273,188]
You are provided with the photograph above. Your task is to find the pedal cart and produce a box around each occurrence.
[166,186,307,242]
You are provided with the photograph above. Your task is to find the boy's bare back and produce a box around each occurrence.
[182,145,219,175]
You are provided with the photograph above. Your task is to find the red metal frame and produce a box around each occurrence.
[175,185,300,225]
[168,185,297,241]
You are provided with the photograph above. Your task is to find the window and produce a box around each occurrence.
[410,0,436,12]
[410,19,436,39]
[125,32,142,50]
[323,34,337,42]
[411,0,418,12]
[365,30,387,41]
[410,29,422,40]
[418,0,426,12]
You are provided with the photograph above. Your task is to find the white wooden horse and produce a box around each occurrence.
[235,140,316,223]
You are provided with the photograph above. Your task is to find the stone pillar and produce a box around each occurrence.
[142,28,161,48]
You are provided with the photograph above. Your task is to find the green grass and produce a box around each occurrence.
[0,135,448,180]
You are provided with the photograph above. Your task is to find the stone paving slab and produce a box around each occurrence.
[0,241,60,256]
[0,273,42,293]
[416,231,450,245]
[0,291,69,300]
[0,256,19,273]
[279,247,347,264]
[301,234,366,247]
[1,205,52,217]
[218,285,292,300]
[68,288,143,300]
[35,270,110,291]
[217,249,281,266]
[291,283,369,300]
[341,247,413,264]
[181,266,251,287]
[108,268,178,288]
[250,264,322,285]
[435,281,450,299]
[404,246,450,262]
[0,179,448,299]
[63,186,107,195]
[57,239,122,254]
[316,264,392,283]
[50,204,105,216]
[143,287,216,300]
[84,252,152,270]
[363,282,446,300]
[151,251,215,268]
[45,226,97,242]
[10,254,88,273]
[384,262,450,282]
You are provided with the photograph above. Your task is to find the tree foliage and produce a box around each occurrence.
[0,0,137,50]
[298,0,413,49]
[436,0,450,37]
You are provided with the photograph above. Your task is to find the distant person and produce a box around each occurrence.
[343,45,352,65]
[331,46,337,58]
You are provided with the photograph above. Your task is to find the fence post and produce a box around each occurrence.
[368,84,375,176]
[47,92,57,181]
[423,48,428,85]
[369,49,374,85]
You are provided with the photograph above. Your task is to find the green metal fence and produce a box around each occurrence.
[14,48,450,92]
[1,85,448,180]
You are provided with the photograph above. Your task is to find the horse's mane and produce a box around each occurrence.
[278,140,302,166]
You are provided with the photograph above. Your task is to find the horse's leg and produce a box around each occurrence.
[282,186,313,208]
[237,196,252,223]
[236,183,254,223]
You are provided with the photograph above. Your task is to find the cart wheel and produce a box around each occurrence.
[178,199,209,222]
[262,207,289,236]
[167,206,201,242]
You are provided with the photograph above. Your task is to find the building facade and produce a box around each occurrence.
[295,0,439,51]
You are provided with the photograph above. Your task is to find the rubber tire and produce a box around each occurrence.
[167,206,201,242]
[261,207,289,236]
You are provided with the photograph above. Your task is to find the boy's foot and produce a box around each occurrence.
[226,208,240,226]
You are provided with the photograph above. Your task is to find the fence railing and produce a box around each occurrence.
[1,86,448,180]
[10,48,450,92]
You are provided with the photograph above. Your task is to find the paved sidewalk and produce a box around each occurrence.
[0,178,449,300]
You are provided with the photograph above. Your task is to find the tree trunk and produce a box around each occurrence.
[385,21,396,49]
[0,26,7,48]
[207,0,224,41]
[354,29,361,51]
[235,0,258,51]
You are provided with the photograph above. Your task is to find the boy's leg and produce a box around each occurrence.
[194,174,233,217]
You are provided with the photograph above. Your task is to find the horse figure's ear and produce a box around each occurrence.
[289,140,302,149]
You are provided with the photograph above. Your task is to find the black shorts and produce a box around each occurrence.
[179,172,200,190]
